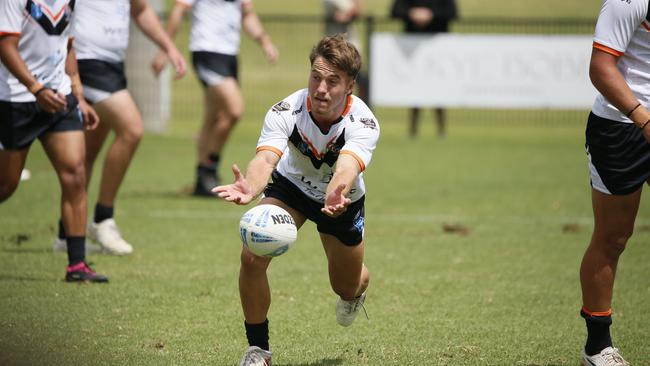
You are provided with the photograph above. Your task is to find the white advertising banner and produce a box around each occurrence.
[370,33,597,109]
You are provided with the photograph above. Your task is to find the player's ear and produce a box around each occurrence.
[346,79,356,95]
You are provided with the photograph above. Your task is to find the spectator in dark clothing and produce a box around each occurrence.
[391,0,458,139]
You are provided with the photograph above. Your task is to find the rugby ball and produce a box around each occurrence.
[239,204,297,257]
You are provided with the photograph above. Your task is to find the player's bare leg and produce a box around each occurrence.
[579,187,640,360]
[0,149,29,202]
[239,198,305,356]
[321,233,369,326]
[194,78,243,196]
[88,90,143,206]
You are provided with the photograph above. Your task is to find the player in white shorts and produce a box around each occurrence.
[580,1,650,365]
[152,0,278,196]
[0,0,107,282]
[53,0,187,256]
[214,35,380,366]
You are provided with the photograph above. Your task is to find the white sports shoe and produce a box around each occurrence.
[52,237,102,253]
[336,291,367,327]
[581,347,629,366]
[239,346,272,366]
[88,219,133,255]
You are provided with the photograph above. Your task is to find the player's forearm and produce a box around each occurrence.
[65,42,84,100]
[163,3,187,39]
[242,11,269,46]
[245,154,277,198]
[133,3,177,53]
[326,155,360,197]
[0,36,42,94]
[590,50,650,127]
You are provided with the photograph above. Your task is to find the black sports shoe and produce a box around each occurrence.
[193,173,220,197]
[65,262,109,283]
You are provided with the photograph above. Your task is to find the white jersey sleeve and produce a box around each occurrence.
[593,0,648,55]
[341,114,379,172]
[256,102,294,157]
[0,0,23,36]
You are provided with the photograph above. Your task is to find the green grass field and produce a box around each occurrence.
[2,1,649,365]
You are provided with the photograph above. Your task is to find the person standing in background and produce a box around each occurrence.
[153,0,278,197]
[53,0,187,256]
[391,0,458,139]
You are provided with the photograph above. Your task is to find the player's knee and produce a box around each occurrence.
[240,249,270,273]
[602,230,633,259]
[118,123,144,145]
[59,161,86,191]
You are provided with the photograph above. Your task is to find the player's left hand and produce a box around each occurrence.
[166,46,187,79]
[321,183,351,218]
[78,99,100,130]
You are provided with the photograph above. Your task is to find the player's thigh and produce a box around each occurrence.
[41,130,86,175]
[206,78,244,118]
[591,188,642,239]
[321,233,365,287]
[93,90,143,139]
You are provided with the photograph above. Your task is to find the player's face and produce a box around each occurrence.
[308,56,355,123]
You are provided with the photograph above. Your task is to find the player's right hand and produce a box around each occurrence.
[212,164,255,205]
[36,88,67,114]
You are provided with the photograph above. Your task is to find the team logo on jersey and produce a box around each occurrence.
[26,0,75,36]
[272,101,291,113]
[292,105,304,116]
[359,117,377,129]
[288,126,346,169]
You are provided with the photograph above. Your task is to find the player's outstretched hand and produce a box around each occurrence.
[78,99,100,130]
[212,164,254,205]
[321,184,351,218]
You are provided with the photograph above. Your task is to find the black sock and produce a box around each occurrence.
[94,203,114,224]
[244,319,269,351]
[57,219,66,239]
[66,236,85,266]
[581,309,613,356]
[208,153,220,166]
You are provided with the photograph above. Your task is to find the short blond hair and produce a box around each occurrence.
[309,34,362,80]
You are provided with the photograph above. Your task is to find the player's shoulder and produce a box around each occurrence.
[268,88,307,117]
[348,95,380,131]
[599,0,648,20]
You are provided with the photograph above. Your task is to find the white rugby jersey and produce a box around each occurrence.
[0,0,74,102]
[592,0,650,123]
[257,89,380,204]
[72,0,130,62]
[177,0,249,55]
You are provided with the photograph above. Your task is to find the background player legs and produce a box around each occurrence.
[409,107,420,139]
[435,107,446,139]
[41,131,88,239]
[86,90,144,206]
[195,78,244,195]
[0,149,29,202]
[320,233,368,301]
[580,188,641,311]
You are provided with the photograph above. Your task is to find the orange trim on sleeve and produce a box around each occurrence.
[256,146,283,157]
[582,307,612,317]
[340,150,365,172]
[593,42,623,57]
[0,31,21,37]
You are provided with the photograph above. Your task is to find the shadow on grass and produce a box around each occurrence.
[275,359,344,366]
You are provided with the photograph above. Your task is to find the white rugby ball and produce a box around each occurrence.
[239,204,297,257]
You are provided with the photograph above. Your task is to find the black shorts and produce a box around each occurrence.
[263,171,365,246]
[77,59,127,103]
[191,51,238,87]
[586,112,650,195]
[0,94,82,150]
